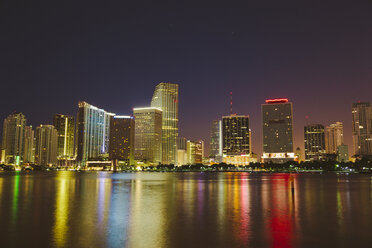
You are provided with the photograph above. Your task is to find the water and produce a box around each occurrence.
[0,171,372,248]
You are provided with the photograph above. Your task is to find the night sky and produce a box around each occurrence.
[1,1,372,157]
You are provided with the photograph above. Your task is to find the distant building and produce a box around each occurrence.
[177,137,187,166]
[133,107,162,165]
[209,120,222,159]
[187,140,204,164]
[304,124,326,161]
[262,99,294,163]
[76,101,115,166]
[337,144,349,163]
[352,102,372,156]
[53,114,75,161]
[23,126,35,164]
[325,122,343,154]
[35,125,58,166]
[1,112,26,165]
[109,116,135,166]
[151,82,179,165]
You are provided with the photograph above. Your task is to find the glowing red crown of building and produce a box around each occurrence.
[265,98,289,104]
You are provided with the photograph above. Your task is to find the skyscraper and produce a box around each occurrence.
[133,107,162,165]
[151,82,179,165]
[1,112,26,165]
[222,115,251,155]
[304,124,326,161]
[109,116,135,166]
[53,114,75,161]
[76,101,115,166]
[177,137,187,165]
[337,144,349,163]
[325,122,344,154]
[352,102,372,156]
[35,125,58,166]
[209,120,222,159]
[23,125,35,164]
[262,99,294,163]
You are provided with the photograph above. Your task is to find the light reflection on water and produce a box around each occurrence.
[0,172,372,247]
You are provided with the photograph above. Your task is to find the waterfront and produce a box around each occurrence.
[1,172,372,248]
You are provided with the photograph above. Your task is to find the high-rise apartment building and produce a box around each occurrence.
[325,122,343,154]
[151,82,179,165]
[352,102,372,156]
[35,125,58,166]
[23,125,35,164]
[262,99,294,163]
[76,101,115,165]
[133,107,162,165]
[1,112,26,165]
[109,116,135,166]
[209,120,222,159]
[304,124,326,161]
[53,114,75,160]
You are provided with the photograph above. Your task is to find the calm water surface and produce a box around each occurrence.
[0,171,372,248]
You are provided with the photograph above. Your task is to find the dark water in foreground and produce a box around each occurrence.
[0,172,372,248]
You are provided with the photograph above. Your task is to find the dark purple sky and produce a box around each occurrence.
[1,1,372,157]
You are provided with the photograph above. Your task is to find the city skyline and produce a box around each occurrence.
[1,1,372,158]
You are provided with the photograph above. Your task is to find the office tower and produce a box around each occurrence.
[262,99,294,163]
[109,116,135,166]
[337,144,349,162]
[209,120,222,159]
[186,140,204,164]
[304,124,326,161]
[177,137,187,166]
[352,102,372,156]
[1,112,26,165]
[222,115,251,155]
[76,101,115,165]
[23,126,35,164]
[133,107,162,165]
[151,82,179,165]
[221,115,254,165]
[325,122,344,154]
[53,114,75,161]
[35,125,58,166]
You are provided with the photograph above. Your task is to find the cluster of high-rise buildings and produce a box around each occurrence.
[1,82,184,168]
[2,85,372,168]
[209,99,372,165]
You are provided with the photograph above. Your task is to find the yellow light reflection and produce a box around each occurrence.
[53,175,68,247]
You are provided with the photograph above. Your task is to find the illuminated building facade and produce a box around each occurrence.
[186,140,204,164]
[304,124,326,161]
[133,107,162,165]
[209,120,222,159]
[1,112,26,165]
[109,116,135,166]
[35,125,58,166]
[352,102,372,156]
[23,125,35,164]
[325,122,343,154]
[177,137,187,165]
[76,101,115,166]
[221,115,252,165]
[151,82,179,165]
[262,99,294,163]
[53,114,75,161]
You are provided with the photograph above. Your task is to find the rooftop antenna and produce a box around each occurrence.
[230,91,233,115]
